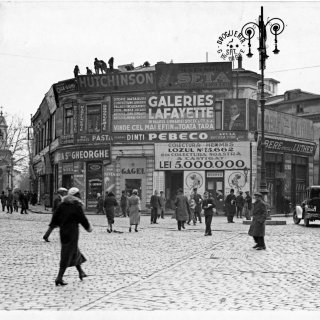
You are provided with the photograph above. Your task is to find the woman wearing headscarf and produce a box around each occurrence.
[175,188,190,231]
[50,187,92,286]
[128,189,141,232]
[104,191,119,233]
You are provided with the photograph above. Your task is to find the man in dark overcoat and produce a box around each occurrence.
[150,190,161,224]
[225,189,236,223]
[248,192,267,250]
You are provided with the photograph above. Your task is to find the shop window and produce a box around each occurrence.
[215,101,222,130]
[64,104,74,135]
[87,105,101,133]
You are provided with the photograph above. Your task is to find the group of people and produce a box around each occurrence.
[225,189,252,223]
[0,189,32,214]
[73,57,114,78]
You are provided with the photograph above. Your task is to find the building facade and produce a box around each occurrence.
[31,62,315,213]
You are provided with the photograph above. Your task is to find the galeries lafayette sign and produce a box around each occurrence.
[154,141,249,170]
[54,146,111,163]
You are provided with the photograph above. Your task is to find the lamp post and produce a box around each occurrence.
[6,165,11,190]
[241,6,285,198]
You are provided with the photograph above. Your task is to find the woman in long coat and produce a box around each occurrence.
[175,188,190,231]
[128,189,141,232]
[50,187,92,286]
[104,191,119,233]
[248,192,267,250]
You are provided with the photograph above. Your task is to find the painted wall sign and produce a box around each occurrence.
[112,93,217,132]
[155,62,232,90]
[54,146,111,163]
[60,134,75,145]
[264,137,317,156]
[216,30,246,61]
[154,141,250,171]
[76,133,113,144]
[258,108,313,140]
[77,71,155,93]
[54,79,78,95]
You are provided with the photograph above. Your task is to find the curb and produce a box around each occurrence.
[243,220,287,225]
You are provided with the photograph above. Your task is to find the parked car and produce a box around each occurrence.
[293,186,320,227]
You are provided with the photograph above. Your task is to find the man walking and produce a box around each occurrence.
[193,188,203,223]
[248,192,267,250]
[236,191,245,218]
[202,191,215,236]
[225,189,236,223]
[43,187,68,242]
[150,190,161,224]
[6,189,13,214]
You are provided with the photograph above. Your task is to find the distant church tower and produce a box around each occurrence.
[0,108,12,191]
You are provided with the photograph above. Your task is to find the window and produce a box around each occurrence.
[215,101,222,130]
[296,104,304,114]
[87,105,101,133]
[51,112,56,140]
[64,104,74,134]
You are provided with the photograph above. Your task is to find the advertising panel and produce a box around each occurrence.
[258,109,313,140]
[183,171,206,199]
[112,93,217,132]
[155,62,232,90]
[77,71,155,93]
[54,145,111,163]
[86,162,103,210]
[223,99,247,131]
[155,141,250,171]
[54,79,78,95]
[224,170,250,195]
[45,86,58,114]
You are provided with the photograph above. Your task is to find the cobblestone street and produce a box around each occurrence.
[1,209,320,312]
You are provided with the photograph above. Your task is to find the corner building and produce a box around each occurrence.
[31,61,316,213]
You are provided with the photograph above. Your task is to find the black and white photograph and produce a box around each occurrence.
[1,0,320,318]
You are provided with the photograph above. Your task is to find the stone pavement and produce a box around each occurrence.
[1,209,320,311]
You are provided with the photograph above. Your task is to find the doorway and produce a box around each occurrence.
[165,171,183,209]
[206,171,224,214]
[125,179,142,199]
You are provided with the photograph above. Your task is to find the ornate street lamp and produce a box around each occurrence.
[241,6,285,198]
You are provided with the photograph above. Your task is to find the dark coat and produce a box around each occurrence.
[193,193,202,214]
[52,195,62,213]
[236,195,245,208]
[104,194,118,224]
[225,193,236,216]
[202,198,216,216]
[50,195,91,268]
[175,194,190,222]
[248,200,267,237]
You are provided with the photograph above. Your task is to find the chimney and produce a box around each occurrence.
[237,55,243,69]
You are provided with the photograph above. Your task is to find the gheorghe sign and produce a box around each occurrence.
[154,141,249,170]
[54,146,111,162]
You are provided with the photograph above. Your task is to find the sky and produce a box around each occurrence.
[0,0,320,123]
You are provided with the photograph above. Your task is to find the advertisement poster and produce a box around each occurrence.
[112,93,217,132]
[223,99,246,131]
[183,171,205,198]
[86,162,103,210]
[155,62,232,90]
[224,170,250,195]
[155,141,250,171]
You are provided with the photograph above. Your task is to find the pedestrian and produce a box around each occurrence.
[96,193,104,214]
[0,191,7,212]
[13,191,19,212]
[43,193,50,211]
[225,189,236,223]
[108,57,114,71]
[175,188,190,231]
[248,192,267,250]
[128,189,141,232]
[6,189,13,214]
[19,191,28,214]
[236,191,245,218]
[94,58,100,74]
[120,190,128,217]
[104,191,119,233]
[193,188,203,223]
[30,192,37,206]
[244,191,252,220]
[202,191,216,236]
[43,187,68,242]
[73,65,80,78]
[51,187,93,286]
[159,191,166,219]
[187,194,196,225]
[150,190,161,224]
[86,67,93,75]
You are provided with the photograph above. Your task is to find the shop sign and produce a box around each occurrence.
[62,162,74,174]
[54,146,111,163]
[60,134,75,145]
[155,62,232,90]
[112,93,218,132]
[76,133,113,144]
[207,172,224,178]
[155,141,249,171]
[77,71,155,93]
[264,137,316,156]
[54,79,78,95]
[258,109,313,140]
[121,168,145,174]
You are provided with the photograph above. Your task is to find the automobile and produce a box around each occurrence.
[293,186,320,227]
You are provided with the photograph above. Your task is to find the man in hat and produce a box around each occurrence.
[193,188,203,223]
[43,187,68,242]
[248,192,267,250]
[225,189,236,223]
[244,191,252,220]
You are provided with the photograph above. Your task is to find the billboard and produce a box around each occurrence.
[112,93,217,132]
[154,141,250,171]
[155,62,232,90]
[223,99,247,131]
